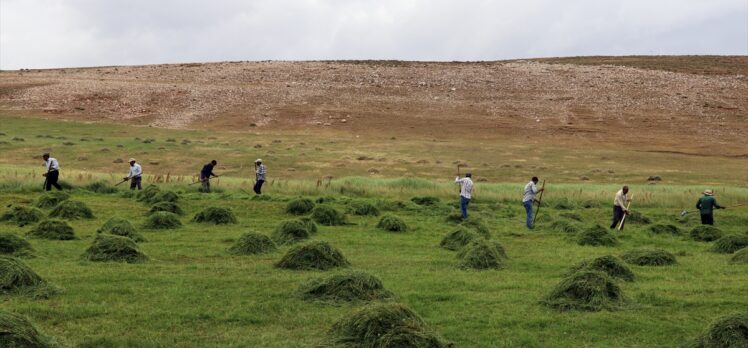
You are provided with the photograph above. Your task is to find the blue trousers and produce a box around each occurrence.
[460,196,470,219]
[524,200,534,229]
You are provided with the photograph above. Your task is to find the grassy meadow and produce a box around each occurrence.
[1,114,748,347]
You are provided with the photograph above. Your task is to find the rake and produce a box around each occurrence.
[617,194,633,231]
[680,203,748,217]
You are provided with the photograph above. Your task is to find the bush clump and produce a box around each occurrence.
[459,218,490,238]
[84,181,118,194]
[626,210,651,224]
[0,311,58,348]
[648,224,681,235]
[552,198,576,210]
[376,214,408,232]
[411,196,440,206]
[0,256,56,297]
[192,207,237,224]
[28,219,75,240]
[577,225,618,247]
[711,234,748,254]
[551,220,580,234]
[34,191,70,209]
[228,232,277,255]
[0,233,34,257]
[440,226,481,251]
[0,205,44,226]
[346,200,380,216]
[621,248,677,266]
[541,270,626,311]
[457,239,507,270]
[690,226,723,242]
[568,255,635,282]
[81,234,147,263]
[143,211,182,229]
[311,205,346,226]
[272,220,312,245]
[691,312,748,348]
[729,247,748,264]
[326,303,450,348]
[149,201,184,216]
[275,241,350,271]
[285,198,315,215]
[299,271,394,302]
[48,200,94,220]
[96,217,145,242]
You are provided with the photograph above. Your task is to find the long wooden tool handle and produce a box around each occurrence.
[532,180,546,225]
[617,194,633,231]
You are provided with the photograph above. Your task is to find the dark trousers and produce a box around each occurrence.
[460,196,470,219]
[254,180,265,194]
[45,170,62,191]
[700,213,714,225]
[201,178,210,193]
[130,176,142,190]
[611,205,625,229]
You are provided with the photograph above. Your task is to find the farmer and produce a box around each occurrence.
[41,153,62,191]
[455,173,473,220]
[254,159,266,194]
[696,189,724,225]
[522,176,544,229]
[610,185,631,229]
[123,158,143,190]
[200,160,219,193]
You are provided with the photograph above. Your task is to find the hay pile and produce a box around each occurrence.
[551,220,580,234]
[299,217,318,234]
[621,249,677,266]
[227,232,277,255]
[692,312,748,348]
[326,303,449,347]
[626,211,651,224]
[552,198,576,210]
[272,220,312,245]
[440,226,482,251]
[560,212,583,221]
[143,212,182,229]
[577,225,618,246]
[192,207,237,224]
[729,247,748,264]
[582,200,602,208]
[136,185,161,202]
[457,239,507,270]
[299,271,394,302]
[97,217,145,242]
[81,234,148,263]
[376,214,408,232]
[0,233,34,257]
[711,234,748,254]
[84,181,118,194]
[28,219,76,240]
[459,218,490,238]
[445,210,464,223]
[411,196,441,206]
[49,200,94,220]
[690,226,723,242]
[0,205,44,226]
[312,205,346,226]
[0,256,56,298]
[149,202,184,216]
[648,224,681,235]
[0,311,58,348]
[34,191,70,209]
[568,255,635,282]
[346,201,380,216]
[275,241,350,271]
[541,270,626,311]
[285,198,315,215]
[149,191,180,204]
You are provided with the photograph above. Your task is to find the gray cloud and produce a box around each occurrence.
[1,0,746,69]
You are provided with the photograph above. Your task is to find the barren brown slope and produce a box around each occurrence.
[0,57,746,156]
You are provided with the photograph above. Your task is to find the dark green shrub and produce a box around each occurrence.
[49,200,94,220]
[541,270,626,311]
[299,271,394,302]
[376,214,407,232]
[691,312,748,348]
[312,205,346,226]
[82,235,147,263]
[457,239,507,270]
[149,201,184,216]
[712,234,748,254]
[621,248,677,266]
[690,226,723,242]
[28,219,75,240]
[192,207,237,224]
[411,196,440,206]
[577,225,618,246]
[568,255,635,282]
[346,201,380,216]
[0,205,44,226]
[275,241,350,271]
[272,220,311,245]
[97,217,145,242]
[34,191,70,209]
[143,212,182,229]
[0,311,58,348]
[0,233,34,257]
[228,232,277,255]
[286,198,315,215]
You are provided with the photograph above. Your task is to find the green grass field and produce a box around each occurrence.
[1,114,748,347]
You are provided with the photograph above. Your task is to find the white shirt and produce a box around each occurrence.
[523,181,539,202]
[455,176,473,199]
[44,158,60,171]
[128,163,143,178]
[614,190,629,208]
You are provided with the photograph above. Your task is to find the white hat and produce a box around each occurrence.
[129,158,136,162]
[703,189,713,196]
[255,158,262,163]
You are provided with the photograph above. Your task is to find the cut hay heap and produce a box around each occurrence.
[560,212,583,221]
[440,226,482,251]
[0,256,56,298]
[34,191,70,209]
[143,211,182,229]
[551,220,580,234]
[346,201,380,216]
[272,220,312,245]
[0,233,34,257]
[285,198,315,215]
[692,312,748,348]
[621,248,677,266]
[84,181,118,194]
[411,196,441,206]
[192,207,237,224]
[311,205,346,226]
[376,214,408,232]
[457,239,507,270]
[28,219,76,240]
[577,225,618,247]
[299,271,394,302]
[711,234,748,254]
[690,226,723,242]
[299,217,318,234]
[568,255,635,282]
[0,311,58,348]
[0,205,44,226]
[541,270,626,311]
[97,217,145,242]
[149,191,180,204]
[227,232,277,255]
[648,224,682,235]
[458,218,490,238]
[149,202,184,216]
[81,234,148,263]
[729,247,748,265]
[625,211,651,224]
[48,200,94,220]
[136,185,162,202]
[582,200,602,208]
[275,241,350,271]
[552,198,576,210]
[326,303,450,348]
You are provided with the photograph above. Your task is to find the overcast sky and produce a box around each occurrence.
[1,0,746,69]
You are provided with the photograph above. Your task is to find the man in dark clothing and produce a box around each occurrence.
[42,153,62,191]
[696,189,724,225]
[200,160,219,193]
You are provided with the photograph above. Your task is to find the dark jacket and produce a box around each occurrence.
[696,195,722,215]
[200,164,215,179]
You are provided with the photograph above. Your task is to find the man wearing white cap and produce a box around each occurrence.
[696,189,724,225]
[41,152,62,191]
[254,159,266,194]
[123,158,143,190]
